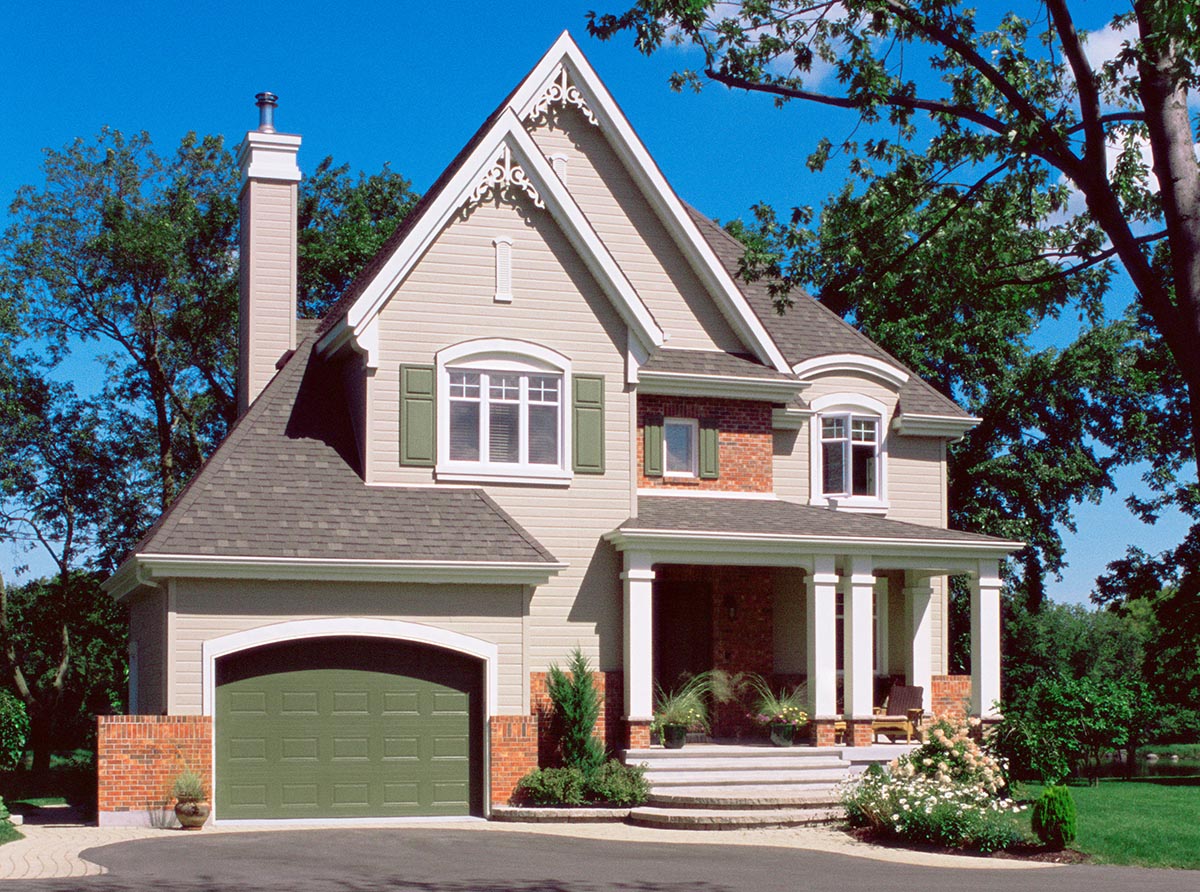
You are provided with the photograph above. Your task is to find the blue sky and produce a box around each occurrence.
[0,0,1190,601]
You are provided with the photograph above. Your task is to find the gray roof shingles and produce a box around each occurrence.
[623,497,1013,545]
[640,348,796,381]
[685,205,968,419]
[133,329,556,564]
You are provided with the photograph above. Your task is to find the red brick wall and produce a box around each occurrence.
[637,395,773,492]
[96,715,212,816]
[932,674,971,718]
[489,715,539,806]
[710,566,774,738]
[530,669,624,763]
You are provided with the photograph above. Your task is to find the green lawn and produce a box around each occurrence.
[1024,780,1200,869]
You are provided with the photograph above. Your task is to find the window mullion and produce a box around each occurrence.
[480,372,491,467]
[518,375,529,467]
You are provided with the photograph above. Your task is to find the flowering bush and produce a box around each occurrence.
[841,717,1024,853]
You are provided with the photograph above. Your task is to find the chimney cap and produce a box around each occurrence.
[254,92,279,133]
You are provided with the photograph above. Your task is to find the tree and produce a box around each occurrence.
[589,0,1200,528]
[0,129,419,514]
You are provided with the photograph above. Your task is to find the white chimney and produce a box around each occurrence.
[236,91,301,416]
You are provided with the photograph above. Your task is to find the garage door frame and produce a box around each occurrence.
[202,618,499,824]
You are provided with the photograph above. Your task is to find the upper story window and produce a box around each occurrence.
[437,339,572,485]
[663,417,698,477]
[809,393,889,511]
[821,415,878,497]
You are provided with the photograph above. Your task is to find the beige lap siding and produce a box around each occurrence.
[128,590,167,715]
[529,111,747,354]
[361,192,633,677]
[166,578,526,715]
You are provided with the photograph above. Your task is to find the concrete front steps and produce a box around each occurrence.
[623,744,853,830]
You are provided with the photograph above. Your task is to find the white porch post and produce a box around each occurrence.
[971,560,1003,718]
[806,555,838,718]
[904,571,934,714]
[622,551,656,721]
[843,555,875,720]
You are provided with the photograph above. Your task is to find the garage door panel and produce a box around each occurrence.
[216,638,481,820]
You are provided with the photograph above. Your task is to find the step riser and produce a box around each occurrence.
[629,758,849,771]
[628,807,843,830]
[644,772,848,786]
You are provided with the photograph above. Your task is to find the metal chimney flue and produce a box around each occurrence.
[255,92,278,133]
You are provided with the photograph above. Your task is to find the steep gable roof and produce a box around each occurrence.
[684,205,970,419]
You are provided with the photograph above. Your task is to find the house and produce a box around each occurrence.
[97,33,1021,826]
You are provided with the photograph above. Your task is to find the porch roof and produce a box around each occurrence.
[606,497,1022,569]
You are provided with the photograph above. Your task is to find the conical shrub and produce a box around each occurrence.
[1031,785,1077,850]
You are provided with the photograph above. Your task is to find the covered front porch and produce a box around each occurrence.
[605,497,1022,749]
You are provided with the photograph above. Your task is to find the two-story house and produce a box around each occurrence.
[98,33,1020,827]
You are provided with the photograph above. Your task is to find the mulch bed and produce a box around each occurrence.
[846,827,1090,863]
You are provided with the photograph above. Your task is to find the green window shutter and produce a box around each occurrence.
[572,375,606,474]
[699,418,720,479]
[400,365,436,466]
[643,414,663,477]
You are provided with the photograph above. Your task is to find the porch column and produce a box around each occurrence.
[971,560,1003,718]
[843,556,876,746]
[622,551,655,747]
[905,572,934,714]
[806,556,838,743]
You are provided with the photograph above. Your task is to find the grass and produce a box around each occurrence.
[1023,779,1200,869]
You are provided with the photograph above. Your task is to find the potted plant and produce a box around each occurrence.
[652,671,739,748]
[171,769,210,830]
[748,677,809,747]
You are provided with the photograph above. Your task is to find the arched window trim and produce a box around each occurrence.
[808,392,889,512]
[435,339,573,485]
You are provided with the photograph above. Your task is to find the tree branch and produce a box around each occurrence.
[1044,0,1107,166]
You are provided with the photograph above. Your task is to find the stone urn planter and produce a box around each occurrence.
[769,723,796,747]
[661,723,688,749]
[174,798,211,830]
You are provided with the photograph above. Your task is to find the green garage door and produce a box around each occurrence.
[215,637,483,820]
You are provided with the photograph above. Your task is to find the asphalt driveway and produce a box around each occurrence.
[12,827,1197,892]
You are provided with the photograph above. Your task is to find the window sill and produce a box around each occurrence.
[436,466,573,487]
[810,496,889,515]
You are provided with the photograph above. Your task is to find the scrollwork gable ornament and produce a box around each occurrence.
[467,144,545,211]
[526,65,598,127]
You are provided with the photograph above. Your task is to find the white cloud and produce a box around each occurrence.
[1081,20,1135,72]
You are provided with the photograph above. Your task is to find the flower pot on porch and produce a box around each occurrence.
[662,724,688,749]
[174,799,210,830]
[769,723,796,748]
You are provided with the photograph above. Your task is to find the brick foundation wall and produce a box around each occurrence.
[96,715,212,826]
[932,674,971,719]
[637,395,773,492]
[530,669,624,764]
[489,715,539,806]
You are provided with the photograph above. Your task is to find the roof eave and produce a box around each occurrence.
[892,413,981,439]
[636,371,807,402]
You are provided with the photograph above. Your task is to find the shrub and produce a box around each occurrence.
[1031,785,1077,850]
[171,770,207,802]
[585,760,649,806]
[0,691,29,772]
[652,670,739,737]
[842,717,1024,853]
[546,647,605,775]
[517,767,587,806]
[515,760,649,807]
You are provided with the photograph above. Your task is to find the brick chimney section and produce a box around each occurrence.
[235,92,301,416]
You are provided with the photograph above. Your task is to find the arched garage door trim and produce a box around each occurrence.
[201,618,499,718]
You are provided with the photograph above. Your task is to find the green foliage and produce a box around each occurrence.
[170,769,207,803]
[516,760,648,807]
[1031,785,1077,850]
[545,647,605,775]
[0,691,29,772]
[745,675,807,727]
[651,670,738,736]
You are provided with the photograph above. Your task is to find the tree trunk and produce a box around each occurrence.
[27,704,57,775]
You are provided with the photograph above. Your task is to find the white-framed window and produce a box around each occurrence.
[663,417,698,477]
[437,339,572,485]
[809,393,889,511]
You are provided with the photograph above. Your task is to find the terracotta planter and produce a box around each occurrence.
[769,723,796,747]
[174,800,210,830]
[662,724,688,749]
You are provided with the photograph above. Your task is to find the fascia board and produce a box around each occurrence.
[604,528,1024,558]
[892,413,981,438]
[323,111,662,361]
[637,371,807,402]
[511,35,791,374]
[126,554,568,589]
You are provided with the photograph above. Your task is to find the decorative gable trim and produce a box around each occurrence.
[508,32,791,375]
[526,64,598,127]
[468,145,544,210]
[316,109,664,368]
[792,353,910,387]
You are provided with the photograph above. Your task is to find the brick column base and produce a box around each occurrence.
[489,715,539,806]
[844,719,875,747]
[96,715,213,827]
[812,718,841,747]
[624,719,651,750]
